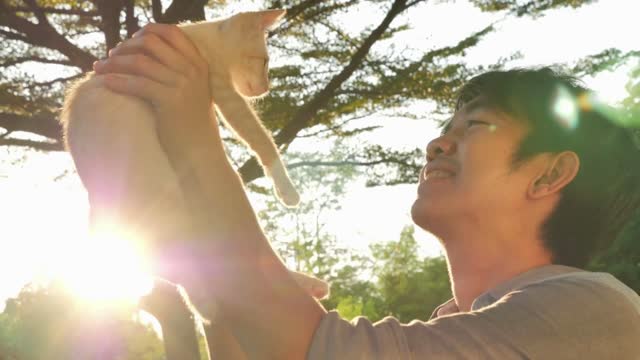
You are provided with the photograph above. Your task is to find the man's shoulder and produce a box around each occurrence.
[531,270,638,303]
[511,270,640,317]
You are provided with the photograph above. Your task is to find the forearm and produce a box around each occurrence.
[92,22,325,358]
[159,119,326,359]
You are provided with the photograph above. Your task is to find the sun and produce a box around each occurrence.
[54,225,154,305]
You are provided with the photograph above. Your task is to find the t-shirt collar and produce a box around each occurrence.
[430,264,584,320]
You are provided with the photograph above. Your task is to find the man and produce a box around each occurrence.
[94,23,640,358]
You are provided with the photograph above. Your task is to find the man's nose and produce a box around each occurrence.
[426,135,456,161]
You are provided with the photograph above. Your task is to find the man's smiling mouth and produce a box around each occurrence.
[424,169,455,180]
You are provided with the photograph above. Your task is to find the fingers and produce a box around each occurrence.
[100,74,166,104]
[108,32,191,75]
[132,23,207,72]
[94,54,180,86]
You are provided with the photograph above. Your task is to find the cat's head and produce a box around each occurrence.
[220,9,286,98]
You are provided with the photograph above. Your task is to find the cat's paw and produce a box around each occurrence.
[267,160,300,207]
[278,186,301,208]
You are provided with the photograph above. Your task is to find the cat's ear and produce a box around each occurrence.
[259,9,286,30]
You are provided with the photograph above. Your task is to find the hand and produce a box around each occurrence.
[93,23,215,139]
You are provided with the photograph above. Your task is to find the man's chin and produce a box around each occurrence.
[410,199,433,231]
[411,199,452,234]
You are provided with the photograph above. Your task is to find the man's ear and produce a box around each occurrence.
[527,151,580,199]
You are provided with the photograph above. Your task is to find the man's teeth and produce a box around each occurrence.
[426,170,454,179]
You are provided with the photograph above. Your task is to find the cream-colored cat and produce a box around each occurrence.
[60,10,323,296]
[61,10,300,250]
[62,9,298,240]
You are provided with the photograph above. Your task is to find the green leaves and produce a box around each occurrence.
[588,62,640,291]
[571,49,640,78]
[470,0,596,17]
[0,283,165,360]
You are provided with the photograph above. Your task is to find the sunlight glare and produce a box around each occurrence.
[56,226,153,305]
[577,91,639,129]
[552,84,579,130]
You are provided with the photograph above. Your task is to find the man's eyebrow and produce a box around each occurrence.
[440,98,501,135]
[461,97,493,115]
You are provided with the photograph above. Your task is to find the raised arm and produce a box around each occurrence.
[94,23,326,359]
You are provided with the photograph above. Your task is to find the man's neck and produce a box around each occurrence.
[443,234,552,312]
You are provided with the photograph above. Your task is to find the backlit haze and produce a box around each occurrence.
[1,0,638,306]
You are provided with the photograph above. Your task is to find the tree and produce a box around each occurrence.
[254,142,383,316]
[588,61,640,293]
[1,0,614,186]
[370,225,450,322]
[0,282,165,360]
[256,153,452,322]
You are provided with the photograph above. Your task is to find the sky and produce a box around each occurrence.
[1,0,639,304]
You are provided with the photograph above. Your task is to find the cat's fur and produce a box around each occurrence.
[60,9,325,300]
[61,10,298,245]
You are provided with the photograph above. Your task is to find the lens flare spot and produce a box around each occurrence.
[552,85,579,130]
[56,225,153,305]
[577,92,594,112]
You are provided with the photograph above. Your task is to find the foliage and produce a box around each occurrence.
[0,228,451,357]
[469,0,596,17]
[256,152,451,322]
[2,0,639,355]
[0,282,165,360]
[588,62,640,293]
[1,0,613,186]
[370,225,450,322]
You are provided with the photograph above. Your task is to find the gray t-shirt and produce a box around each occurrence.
[307,265,640,359]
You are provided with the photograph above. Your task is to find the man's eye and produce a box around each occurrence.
[467,120,489,128]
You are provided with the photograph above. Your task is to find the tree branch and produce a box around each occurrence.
[29,73,83,88]
[0,137,62,151]
[288,159,409,169]
[124,0,140,38]
[296,112,378,138]
[95,0,124,51]
[0,28,29,42]
[23,0,49,25]
[272,0,359,38]
[238,0,420,183]
[0,112,62,141]
[152,0,163,22]
[6,5,99,16]
[1,56,73,67]
[0,1,97,70]
[162,0,208,23]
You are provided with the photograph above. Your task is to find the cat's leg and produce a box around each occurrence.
[139,278,203,360]
[212,88,300,207]
[63,81,192,267]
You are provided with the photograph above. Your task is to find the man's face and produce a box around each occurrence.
[411,97,535,237]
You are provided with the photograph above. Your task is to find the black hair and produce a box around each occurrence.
[455,67,640,268]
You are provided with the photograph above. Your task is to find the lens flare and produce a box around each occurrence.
[577,91,640,129]
[56,225,153,305]
[552,84,579,130]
